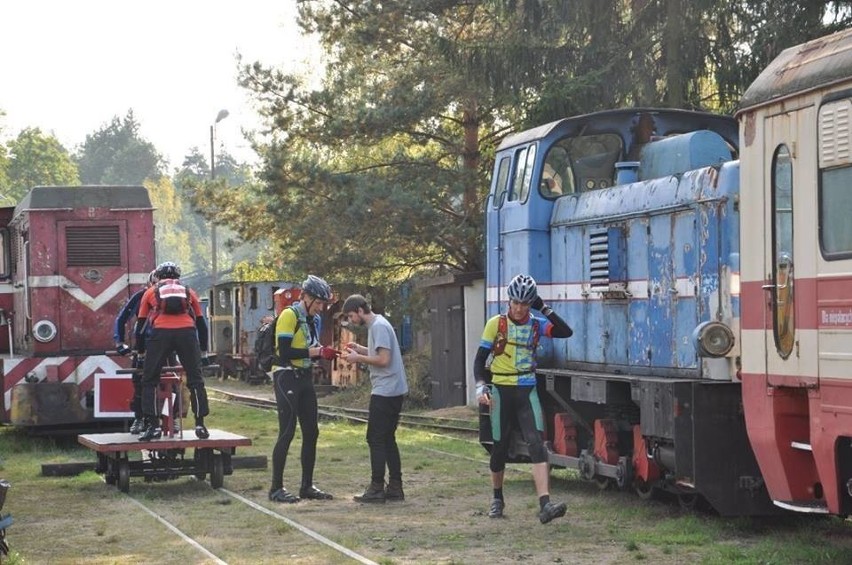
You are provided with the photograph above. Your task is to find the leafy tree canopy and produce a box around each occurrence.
[174,147,261,279]
[75,110,164,185]
[213,0,852,288]
[5,127,79,201]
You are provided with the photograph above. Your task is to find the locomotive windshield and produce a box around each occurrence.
[542,133,622,198]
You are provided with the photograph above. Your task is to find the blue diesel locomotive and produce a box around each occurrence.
[485,27,852,517]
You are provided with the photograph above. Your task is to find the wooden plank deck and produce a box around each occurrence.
[78,429,251,453]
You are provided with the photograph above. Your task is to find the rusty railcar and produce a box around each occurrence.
[1,185,155,428]
[210,281,357,387]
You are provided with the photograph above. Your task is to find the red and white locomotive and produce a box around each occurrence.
[0,185,155,428]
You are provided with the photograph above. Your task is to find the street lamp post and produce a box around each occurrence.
[209,108,229,354]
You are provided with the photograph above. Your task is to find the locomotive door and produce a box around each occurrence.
[761,107,816,384]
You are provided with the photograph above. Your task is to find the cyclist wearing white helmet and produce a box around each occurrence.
[473,274,573,524]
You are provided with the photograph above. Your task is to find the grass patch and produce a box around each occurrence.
[2,395,852,564]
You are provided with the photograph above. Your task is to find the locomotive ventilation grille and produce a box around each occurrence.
[589,228,611,290]
[66,225,121,266]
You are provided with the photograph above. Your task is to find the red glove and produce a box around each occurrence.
[319,346,340,360]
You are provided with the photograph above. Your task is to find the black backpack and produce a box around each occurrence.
[155,279,191,315]
[255,317,277,372]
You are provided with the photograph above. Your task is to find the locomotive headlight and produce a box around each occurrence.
[33,320,58,343]
[692,321,735,357]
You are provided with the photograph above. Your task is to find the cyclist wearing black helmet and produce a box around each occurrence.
[473,274,573,524]
[268,275,339,504]
[134,261,212,441]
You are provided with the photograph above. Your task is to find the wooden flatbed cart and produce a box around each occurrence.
[79,430,252,493]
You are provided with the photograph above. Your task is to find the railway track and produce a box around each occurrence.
[123,482,379,565]
[112,390,480,564]
[208,387,479,435]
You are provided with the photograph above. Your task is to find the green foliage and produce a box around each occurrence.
[402,349,432,409]
[174,148,264,280]
[5,127,79,200]
[237,0,512,284]
[230,0,852,290]
[75,110,164,184]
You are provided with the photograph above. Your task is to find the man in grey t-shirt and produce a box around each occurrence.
[342,294,409,503]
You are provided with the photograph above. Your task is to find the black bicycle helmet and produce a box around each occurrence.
[155,261,181,280]
[507,274,537,304]
[302,275,332,301]
[147,270,159,285]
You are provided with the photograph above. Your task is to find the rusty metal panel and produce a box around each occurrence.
[740,28,852,113]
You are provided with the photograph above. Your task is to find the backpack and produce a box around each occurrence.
[155,279,191,315]
[255,318,277,372]
[492,314,540,356]
[255,306,317,372]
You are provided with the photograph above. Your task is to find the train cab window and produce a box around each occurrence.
[541,144,574,198]
[555,134,622,193]
[492,156,511,208]
[771,144,795,359]
[510,144,536,203]
[218,288,231,310]
[249,287,258,310]
[818,100,852,258]
[0,228,9,279]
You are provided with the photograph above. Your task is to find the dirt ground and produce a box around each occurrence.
[3,380,851,564]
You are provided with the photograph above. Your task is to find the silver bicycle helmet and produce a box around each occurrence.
[302,275,332,301]
[507,274,537,304]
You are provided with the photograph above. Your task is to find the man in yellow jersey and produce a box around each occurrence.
[473,274,573,523]
[268,275,339,503]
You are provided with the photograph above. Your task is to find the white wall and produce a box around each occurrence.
[463,279,485,406]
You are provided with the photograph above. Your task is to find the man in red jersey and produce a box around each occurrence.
[134,261,211,441]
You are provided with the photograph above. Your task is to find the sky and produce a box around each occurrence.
[0,1,321,169]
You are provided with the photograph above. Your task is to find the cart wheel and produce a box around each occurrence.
[118,459,130,493]
[210,454,224,489]
[96,453,107,474]
[104,458,117,485]
[193,448,208,481]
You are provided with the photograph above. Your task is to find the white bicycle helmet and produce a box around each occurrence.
[155,261,181,280]
[507,274,537,304]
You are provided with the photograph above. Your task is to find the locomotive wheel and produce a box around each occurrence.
[210,454,224,489]
[634,480,654,500]
[595,477,612,491]
[615,457,632,491]
[118,459,130,493]
[578,452,596,481]
[678,493,699,510]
